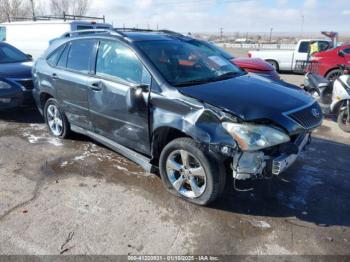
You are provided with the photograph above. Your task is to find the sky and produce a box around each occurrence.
[89,0,349,33]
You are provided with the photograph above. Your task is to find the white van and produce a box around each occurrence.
[0,20,113,59]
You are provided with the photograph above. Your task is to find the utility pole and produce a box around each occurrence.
[301,13,305,37]
[220,27,223,41]
[269,27,273,43]
[30,0,36,20]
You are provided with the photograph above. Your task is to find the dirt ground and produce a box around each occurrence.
[0,50,350,256]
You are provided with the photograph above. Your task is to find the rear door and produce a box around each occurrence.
[88,39,151,155]
[54,39,97,130]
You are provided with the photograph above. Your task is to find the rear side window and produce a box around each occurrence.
[57,44,70,68]
[298,41,310,53]
[47,44,66,66]
[66,40,96,73]
[96,40,147,84]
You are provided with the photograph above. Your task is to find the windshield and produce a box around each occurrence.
[0,44,29,64]
[136,40,243,87]
[190,40,235,60]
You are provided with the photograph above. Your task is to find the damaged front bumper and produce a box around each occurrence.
[232,133,311,180]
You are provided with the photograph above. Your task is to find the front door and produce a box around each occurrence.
[88,40,151,155]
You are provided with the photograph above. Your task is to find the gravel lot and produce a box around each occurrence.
[0,49,350,256]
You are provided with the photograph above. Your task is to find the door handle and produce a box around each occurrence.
[90,82,102,91]
[52,73,59,80]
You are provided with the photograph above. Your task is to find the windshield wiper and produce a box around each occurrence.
[174,72,241,87]
[174,78,218,87]
[217,71,241,80]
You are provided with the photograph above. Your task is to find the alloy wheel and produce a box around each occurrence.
[47,104,63,136]
[166,149,207,199]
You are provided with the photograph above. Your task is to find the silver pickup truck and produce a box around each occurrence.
[248,39,330,72]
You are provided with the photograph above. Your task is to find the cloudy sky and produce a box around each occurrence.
[89,0,349,33]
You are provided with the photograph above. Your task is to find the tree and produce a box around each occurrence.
[0,0,31,22]
[49,0,90,16]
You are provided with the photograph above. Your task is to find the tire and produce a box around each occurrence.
[44,98,70,138]
[266,60,279,72]
[337,108,350,133]
[326,69,342,81]
[159,137,226,206]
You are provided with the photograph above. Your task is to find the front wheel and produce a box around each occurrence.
[159,138,225,206]
[338,108,350,133]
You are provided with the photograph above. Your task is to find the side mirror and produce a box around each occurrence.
[338,50,345,57]
[126,84,149,113]
[27,54,33,61]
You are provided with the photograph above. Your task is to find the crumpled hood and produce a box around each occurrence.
[179,74,314,129]
[0,62,33,79]
[233,57,274,72]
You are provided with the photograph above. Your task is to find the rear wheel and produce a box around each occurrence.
[159,138,225,206]
[44,98,70,138]
[338,108,350,133]
[266,60,279,71]
[326,69,342,81]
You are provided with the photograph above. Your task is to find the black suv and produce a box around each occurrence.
[33,29,322,205]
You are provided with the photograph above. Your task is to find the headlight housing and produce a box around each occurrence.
[0,81,12,90]
[222,122,290,151]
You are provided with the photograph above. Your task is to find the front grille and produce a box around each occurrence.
[17,79,34,90]
[287,102,323,129]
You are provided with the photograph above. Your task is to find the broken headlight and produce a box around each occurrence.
[222,122,290,151]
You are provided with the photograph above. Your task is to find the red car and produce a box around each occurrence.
[309,45,350,80]
[191,40,280,81]
[232,57,280,81]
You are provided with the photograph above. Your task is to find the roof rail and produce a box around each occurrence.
[61,29,125,38]
[8,12,106,23]
[114,27,154,32]
[113,28,188,38]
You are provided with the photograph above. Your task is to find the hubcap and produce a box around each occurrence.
[166,150,206,199]
[47,104,63,136]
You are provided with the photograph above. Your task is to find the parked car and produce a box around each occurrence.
[248,39,331,72]
[33,30,323,205]
[307,45,350,81]
[177,37,280,81]
[0,16,112,59]
[0,42,34,109]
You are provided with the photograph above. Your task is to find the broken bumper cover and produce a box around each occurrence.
[232,133,310,180]
[272,133,310,175]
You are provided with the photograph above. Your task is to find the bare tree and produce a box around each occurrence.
[49,0,90,16]
[0,0,32,22]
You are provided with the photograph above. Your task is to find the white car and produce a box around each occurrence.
[248,39,331,72]
[0,20,112,59]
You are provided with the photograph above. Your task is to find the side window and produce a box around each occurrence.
[66,40,96,73]
[47,44,66,66]
[343,48,350,55]
[298,41,310,53]
[96,40,149,85]
[0,27,6,41]
[57,44,70,68]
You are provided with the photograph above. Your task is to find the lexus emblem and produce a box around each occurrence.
[311,108,321,118]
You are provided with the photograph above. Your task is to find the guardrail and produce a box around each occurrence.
[216,43,296,50]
